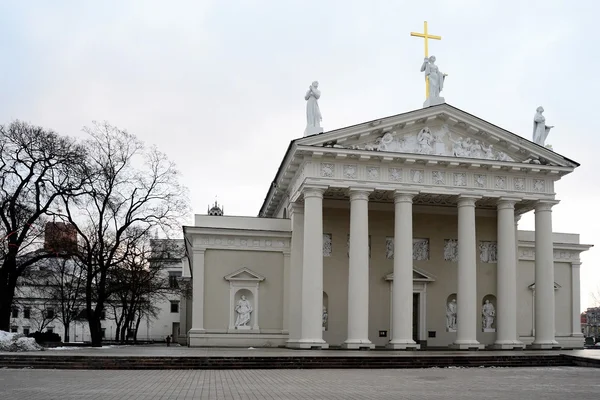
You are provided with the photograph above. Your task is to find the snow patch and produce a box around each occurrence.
[0,330,42,352]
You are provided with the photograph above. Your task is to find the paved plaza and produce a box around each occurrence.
[1,366,599,399]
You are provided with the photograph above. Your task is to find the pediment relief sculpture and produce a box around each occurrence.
[337,124,515,162]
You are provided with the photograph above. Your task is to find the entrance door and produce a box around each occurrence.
[413,293,420,343]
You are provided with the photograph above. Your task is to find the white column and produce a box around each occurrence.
[189,249,205,338]
[286,203,304,346]
[494,199,525,349]
[388,192,419,349]
[295,187,328,349]
[453,196,484,349]
[282,251,291,335]
[531,200,560,349]
[571,262,583,338]
[343,189,374,349]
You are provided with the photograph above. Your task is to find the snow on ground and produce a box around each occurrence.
[0,330,42,352]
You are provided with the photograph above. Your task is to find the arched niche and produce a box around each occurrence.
[224,267,265,332]
[322,292,329,331]
[446,293,457,332]
[481,294,497,332]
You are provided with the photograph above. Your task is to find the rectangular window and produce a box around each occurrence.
[11,308,18,318]
[10,326,18,333]
[23,327,30,336]
[24,308,31,319]
[46,308,55,319]
[168,271,182,289]
[170,301,180,313]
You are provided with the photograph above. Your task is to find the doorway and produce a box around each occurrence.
[172,322,180,342]
[413,293,420,343]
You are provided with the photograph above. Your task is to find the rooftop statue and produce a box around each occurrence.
[532,106,553,147]
[304,81,323,137]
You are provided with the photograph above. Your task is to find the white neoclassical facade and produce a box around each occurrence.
[182,103,591,349]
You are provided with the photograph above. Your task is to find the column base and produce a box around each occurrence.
[493,340,525,350]
[286,339,329,350]
[386,340,420,350]
[528,341,561,350]
[342,340,375,350]
[450,340,484,350]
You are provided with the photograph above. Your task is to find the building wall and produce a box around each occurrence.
[203,249,284,332]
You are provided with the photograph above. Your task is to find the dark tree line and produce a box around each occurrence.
[0,120,189,346]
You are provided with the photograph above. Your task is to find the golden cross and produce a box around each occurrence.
[411,21,441,98]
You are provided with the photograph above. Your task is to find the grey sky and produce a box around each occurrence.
[1,0,598,309]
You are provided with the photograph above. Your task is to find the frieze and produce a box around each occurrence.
[410,169,424,184]
[413,238,429,261]
[388,168,403,182]
[344,124,514,162]
[474,174,486,188]
[495,176,506,190]
[432,171,445,185]
[444,239,458,262]
[479,241,497,263]
[514,177,525,191]
[196,236,290,251]
[453,172,467,187]
[343,164,358,179]
[533,179,546,192]
[367,166,380,180]
[518,247,581,262]
[320,162,334,178]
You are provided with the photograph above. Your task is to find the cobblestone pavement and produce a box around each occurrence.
[1,367,599,400]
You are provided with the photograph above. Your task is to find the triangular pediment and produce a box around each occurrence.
[297,103,578,168]
[385,267,436,282]
[224,267,265,282]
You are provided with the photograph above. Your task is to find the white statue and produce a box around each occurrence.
[304,81,323,136]
[532,106,553,146]
[234,295,253,328]
[417,127,434,154]
[446,299,457,331]
[482,300,495,330]
[421,55,447,102]
[322,306,328,329]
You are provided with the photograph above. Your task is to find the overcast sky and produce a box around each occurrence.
[1,0,598,310]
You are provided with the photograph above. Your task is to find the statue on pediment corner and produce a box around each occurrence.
[304,81,323,137]
[532,106,553,146]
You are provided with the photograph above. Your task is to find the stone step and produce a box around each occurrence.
[0,354,577,370]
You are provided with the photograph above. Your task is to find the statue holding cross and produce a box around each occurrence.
[411,21,447,107]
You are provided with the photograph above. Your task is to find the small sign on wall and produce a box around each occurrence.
[428,331,436,338]
[378,330,387,337]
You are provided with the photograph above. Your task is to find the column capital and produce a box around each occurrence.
[348,188,373,201]
[534,199,560,213]
[303,186,327,199]
[457,195,481,208]
[393,191,419,204]
[571,261,582,267]
[497,197,520,210]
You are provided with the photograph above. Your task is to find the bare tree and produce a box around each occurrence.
[0,121,86,331]
[61,122,189,346]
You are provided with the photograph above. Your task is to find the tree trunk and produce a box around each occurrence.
[88,308,103,347]
[64,321,70,343]
[0,256,18,332]
[133,314,142,344]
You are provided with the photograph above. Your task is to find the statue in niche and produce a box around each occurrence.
[234,295,253,328]
[446,299,457,331]
[532,106,553,146]
[417,127,434,154]
[482,300,496,331]
[304,81,323,136]
[420,55,447,99]
[322,306,328,330]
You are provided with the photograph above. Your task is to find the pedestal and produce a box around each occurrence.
[423,96,445,108]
